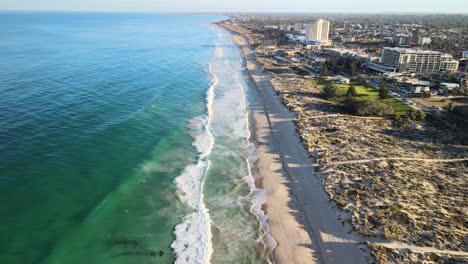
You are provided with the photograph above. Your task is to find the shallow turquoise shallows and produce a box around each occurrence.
[0,12,268,264]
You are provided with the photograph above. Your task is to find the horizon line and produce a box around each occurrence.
[0,9,467,15]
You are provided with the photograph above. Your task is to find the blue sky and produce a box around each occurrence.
[1,0,467,13]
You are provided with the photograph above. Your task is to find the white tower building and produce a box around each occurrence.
[305,19,330,43]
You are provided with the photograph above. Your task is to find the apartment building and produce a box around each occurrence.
[380,47,459,73]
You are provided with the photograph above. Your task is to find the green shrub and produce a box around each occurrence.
[406,109,426,121]
[323,84,341,100]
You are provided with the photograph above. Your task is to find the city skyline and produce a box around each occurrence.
[1,0,467,13]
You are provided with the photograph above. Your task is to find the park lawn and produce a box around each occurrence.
[383,98,412,115]
[312,78,332,90]
[311,78,412,115]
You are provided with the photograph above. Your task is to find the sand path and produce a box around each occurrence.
[328,157,468,166]
[374,242,468,257]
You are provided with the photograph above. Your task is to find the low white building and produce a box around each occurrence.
[306,44,321,51]
[337,77,351,84]
[418,37,432,45]
[402,78,431,86]
[412,86,430,94]
[368,62,397,73]
[440,83,460,90]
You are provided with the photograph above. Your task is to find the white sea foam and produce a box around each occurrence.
[173,27,276,263]
[214,28,277,259]
[244,113,278,259]
[171,64,218,264]
[237,64,278,258]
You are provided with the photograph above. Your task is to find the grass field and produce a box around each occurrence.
[311,78,412,115]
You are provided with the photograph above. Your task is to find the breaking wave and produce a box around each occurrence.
[171,64,217,264]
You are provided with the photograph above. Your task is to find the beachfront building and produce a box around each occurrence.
[369,47,459,73]
[305,19,330,44]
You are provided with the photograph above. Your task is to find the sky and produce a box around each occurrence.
[0,0,467,13]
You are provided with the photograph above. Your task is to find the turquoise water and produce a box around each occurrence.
[0,12,269,263]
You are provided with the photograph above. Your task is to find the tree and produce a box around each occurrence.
[323,84,341,99]
[379,80,390,99]
[322,64,329,77]
[421,91,431,98]
[394,114,402,123]
[357,76,365,84]
[448,73,458,83]
[406,109,426,121]
[454,87,468,96]
[329,56,338,73]
[350,62,358,76]
[347,83,357,97]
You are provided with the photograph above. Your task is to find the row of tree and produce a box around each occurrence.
[321,56,362,77]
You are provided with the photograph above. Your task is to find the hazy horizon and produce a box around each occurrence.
[1,0,467,14]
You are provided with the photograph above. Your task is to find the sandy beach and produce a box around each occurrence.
[217,23,371,264]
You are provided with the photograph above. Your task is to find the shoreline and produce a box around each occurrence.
[217,22,371,263]
[211,23,278,261]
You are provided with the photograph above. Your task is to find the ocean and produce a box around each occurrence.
[0,12,269,263]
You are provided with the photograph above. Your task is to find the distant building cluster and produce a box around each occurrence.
[232,14,467,92]
[278,19,331,46]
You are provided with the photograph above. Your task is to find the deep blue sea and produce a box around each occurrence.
[0,12,269,263]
